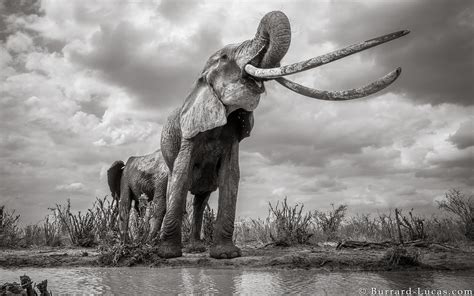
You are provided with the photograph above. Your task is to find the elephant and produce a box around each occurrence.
[107,150,169,241]
[124,11,408,259]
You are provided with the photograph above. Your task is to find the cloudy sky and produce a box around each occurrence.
[1,0,473,224]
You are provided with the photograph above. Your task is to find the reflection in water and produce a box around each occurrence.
[1,267,473,295]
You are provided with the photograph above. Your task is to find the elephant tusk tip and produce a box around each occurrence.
[402,30,410,36]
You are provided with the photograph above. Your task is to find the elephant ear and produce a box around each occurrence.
[180,79,227,139]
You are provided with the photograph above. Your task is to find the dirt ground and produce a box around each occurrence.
[1,243,473,271]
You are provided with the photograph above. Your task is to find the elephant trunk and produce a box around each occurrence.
[249,11,291,68]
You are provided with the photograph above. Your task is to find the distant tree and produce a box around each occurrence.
[438,189,474,240]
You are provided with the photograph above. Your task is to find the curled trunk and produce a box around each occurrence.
[253,11,291,68]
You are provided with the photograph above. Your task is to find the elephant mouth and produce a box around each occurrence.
[244,75,265,94]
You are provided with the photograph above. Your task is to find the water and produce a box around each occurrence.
[1,267,473,295]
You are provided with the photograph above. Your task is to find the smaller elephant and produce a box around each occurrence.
[107,150,169,241]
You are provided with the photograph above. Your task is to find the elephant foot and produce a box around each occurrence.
[210,243,241,259]
[157,241,182,258]
[185,240,207,253]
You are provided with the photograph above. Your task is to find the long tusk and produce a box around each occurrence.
[245,30,409,79]
[275,67,401,101]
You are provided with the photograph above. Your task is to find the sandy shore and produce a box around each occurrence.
[1,243,473,271]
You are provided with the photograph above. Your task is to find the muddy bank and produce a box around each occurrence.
[0,248,99,268]
[1,244,473,271]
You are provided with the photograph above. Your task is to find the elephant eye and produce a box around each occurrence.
[220,54,228,60]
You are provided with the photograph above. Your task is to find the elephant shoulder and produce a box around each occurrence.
[164,108,182,136]
[161,107,182,169]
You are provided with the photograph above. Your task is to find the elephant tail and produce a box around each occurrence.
[107,160,125,200]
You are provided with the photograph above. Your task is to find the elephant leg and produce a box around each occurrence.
[158,139,194,258]
[148,174,169,242]
[119,186,133,242]
[187,192,211,252]
[210,142,241,259]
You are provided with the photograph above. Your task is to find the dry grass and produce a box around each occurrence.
[1,189,472,250]
[234,217,273,246]
[234,191,471,246]
[339,214,395,242]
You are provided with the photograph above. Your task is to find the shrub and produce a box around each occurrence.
[397,208,426,241]
[438,189,474,240]
[234,198,314,246]
[43,215,62,247]
[92,196,119,244]
[0,206,22,248]
[234,217,273,246]
[268,197,313,245]
[202,204,215,245]
[23,224,43,247]
[128,195,153,244]
[424,216,465,243]
[314,204,347,240]
[377,212,398,241]
[340,214,387,242]
[53,200,96,247]
[382,246,420,268]
[181,200,193,244]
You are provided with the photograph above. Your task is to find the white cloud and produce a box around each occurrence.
[6,31,33,53]
[55,182,86,193]
[1,0,472,224]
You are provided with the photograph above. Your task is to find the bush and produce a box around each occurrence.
[181,200,193,244]
[53,200,96,247]
[268,198,313,245]
[0,206,22,248]
[202,204,215,245]
[424,217,465,243]
[23,224,43,247]
[339,214,391,242]
[438,189,474,240]
[234,198,314,246]
[92,196,119,244]
[43,215,62,247]
[397,208,426,241]
[234,217,273,246]
[128,195,153,244]
[382,246,420,268]
[314,204,347,240]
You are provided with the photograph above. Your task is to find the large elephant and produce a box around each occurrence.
[107,150,169,241]
[155,11,408,259]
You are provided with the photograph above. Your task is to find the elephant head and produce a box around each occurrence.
[180,11,292,139]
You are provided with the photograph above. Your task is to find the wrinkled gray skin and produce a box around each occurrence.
[108,150,169,241]
[158,11,292,259]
